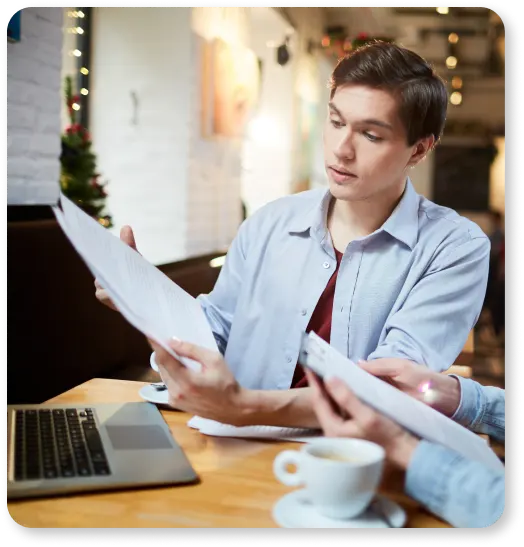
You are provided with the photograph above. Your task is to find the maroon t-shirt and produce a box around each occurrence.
[291,249,344,388]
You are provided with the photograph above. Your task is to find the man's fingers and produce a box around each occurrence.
[309,375,346,431]
[120,225,139,252]
[324,377,370,419]
[94,287,118,310]
[168,339,221,367]
[325,377,382,432]
[152,343,194,382]
[305,369,321,393]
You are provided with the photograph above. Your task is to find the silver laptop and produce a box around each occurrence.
[7,402,198,499]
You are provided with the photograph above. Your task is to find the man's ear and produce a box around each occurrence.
[408,135,435,167]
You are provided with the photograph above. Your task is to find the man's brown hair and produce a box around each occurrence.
[329,41,448,146]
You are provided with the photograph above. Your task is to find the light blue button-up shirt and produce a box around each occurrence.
[154,179,489,389]
[406,378,505,527]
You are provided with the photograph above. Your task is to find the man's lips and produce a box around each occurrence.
[329,166,356,176]
[328,166,357,181]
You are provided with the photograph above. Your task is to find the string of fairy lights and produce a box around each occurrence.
[64,7,463,112]
[436,7,464,106]
[67,9,90,119]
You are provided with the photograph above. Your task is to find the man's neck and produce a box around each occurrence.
[327,178,407,249]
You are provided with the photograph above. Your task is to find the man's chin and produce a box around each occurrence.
[328,179,363,201]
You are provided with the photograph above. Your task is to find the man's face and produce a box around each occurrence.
[323,84,419,202]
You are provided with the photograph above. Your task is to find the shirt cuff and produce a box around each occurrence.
[449,376,483,428]
[405,440,462,512]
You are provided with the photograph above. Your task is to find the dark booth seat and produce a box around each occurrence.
[8,219,222,404]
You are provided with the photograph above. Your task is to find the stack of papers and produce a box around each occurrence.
[300,332,504,470]
[53,193,218,372]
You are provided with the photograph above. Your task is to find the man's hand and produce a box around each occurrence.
[94,225,139,311]
[151,339,249,426]
[306,370,419,470]
[358,358,461,418]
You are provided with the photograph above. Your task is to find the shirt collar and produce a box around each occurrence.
[288,178,420,250]
[288,188,332,237]
[380,178,420,250]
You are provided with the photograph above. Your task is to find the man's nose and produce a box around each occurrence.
[334,133,355,161]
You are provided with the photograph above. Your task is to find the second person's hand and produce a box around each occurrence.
[306,369,419,470]
[358,358,461,418]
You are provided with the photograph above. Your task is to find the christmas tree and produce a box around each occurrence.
[60,75,112,227]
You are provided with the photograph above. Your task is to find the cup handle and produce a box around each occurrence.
[273,450,304,487]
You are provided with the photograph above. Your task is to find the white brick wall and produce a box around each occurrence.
[91,7,192,266]
[7,7,63,205]
[89,7,326,263]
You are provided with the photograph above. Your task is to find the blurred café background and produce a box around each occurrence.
[7,7,505,406]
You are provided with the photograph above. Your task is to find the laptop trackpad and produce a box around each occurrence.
[105,425,173,450]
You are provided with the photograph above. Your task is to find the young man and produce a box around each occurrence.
[97,42,489,428]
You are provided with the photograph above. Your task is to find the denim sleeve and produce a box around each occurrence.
[368,237,490,372]
[405,440,505,528]
[450,377,505,443]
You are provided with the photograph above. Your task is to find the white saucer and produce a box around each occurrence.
[272,490,406,528]
[139,383,171,406]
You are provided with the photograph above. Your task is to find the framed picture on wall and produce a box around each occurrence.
[201,38,260,139]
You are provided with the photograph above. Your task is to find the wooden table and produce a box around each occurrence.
[8,379,450,528]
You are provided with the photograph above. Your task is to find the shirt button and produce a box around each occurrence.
[301,309,307,316]
[322,262,330,269]
[286,356,292,363]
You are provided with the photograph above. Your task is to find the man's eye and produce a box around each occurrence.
[363,132,383,142]
[330,119,344,129]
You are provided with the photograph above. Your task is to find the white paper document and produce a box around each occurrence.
[53,193,218,371]
[187,416,321,443]
[300,332,504,471]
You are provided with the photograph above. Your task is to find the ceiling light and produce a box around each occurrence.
[448,32,459,44]
[446,55,458,69]
[436,7,449,15]
[451,76,463,89]
[450,91,462,105]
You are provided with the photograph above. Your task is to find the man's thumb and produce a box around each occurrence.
[120,225,138,251]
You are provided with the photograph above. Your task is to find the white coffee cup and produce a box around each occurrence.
[273,438,385,520]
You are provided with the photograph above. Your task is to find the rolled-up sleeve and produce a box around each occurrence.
[406,440,504,528]
[367,236,490,371]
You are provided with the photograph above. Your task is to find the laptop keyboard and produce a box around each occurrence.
[13,408,112,481]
